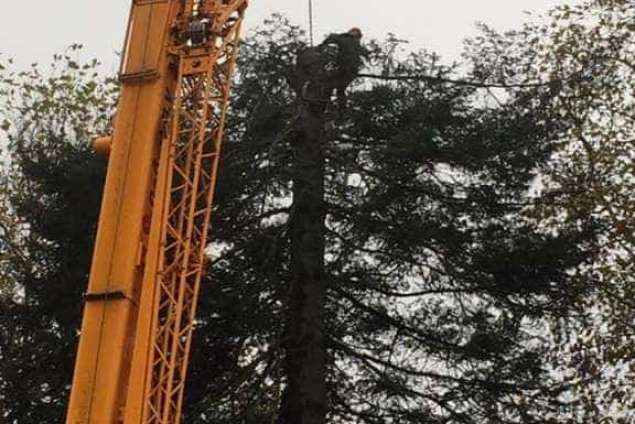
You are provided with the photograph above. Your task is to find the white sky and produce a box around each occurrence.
[0,1,579,72]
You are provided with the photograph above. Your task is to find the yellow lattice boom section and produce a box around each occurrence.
[66,1,248,423]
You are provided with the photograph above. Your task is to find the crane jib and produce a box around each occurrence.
[65,1,248,423]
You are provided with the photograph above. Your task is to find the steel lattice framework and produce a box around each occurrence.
[66,1,248,423]
[145,5,245,422]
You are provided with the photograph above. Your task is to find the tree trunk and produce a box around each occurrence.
[277,55,329,424]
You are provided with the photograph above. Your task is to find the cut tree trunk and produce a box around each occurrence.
[277,47,331,424]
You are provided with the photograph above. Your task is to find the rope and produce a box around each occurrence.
[358,72,554,89]
[308,0,315,46]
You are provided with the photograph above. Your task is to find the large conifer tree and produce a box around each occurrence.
[191,18,595,423]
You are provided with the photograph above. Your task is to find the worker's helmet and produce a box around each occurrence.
[348,27,363,39]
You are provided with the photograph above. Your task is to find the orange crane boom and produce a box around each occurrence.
[66,1,248,422]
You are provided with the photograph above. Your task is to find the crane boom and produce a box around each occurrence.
[66,1,248,422]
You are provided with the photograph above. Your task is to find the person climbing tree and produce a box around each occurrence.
[320,27,367,108]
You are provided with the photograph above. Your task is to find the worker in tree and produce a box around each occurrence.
[320,27,368,109]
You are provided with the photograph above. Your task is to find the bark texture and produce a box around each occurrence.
[277,47,332,424]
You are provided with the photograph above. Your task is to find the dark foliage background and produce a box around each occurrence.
[0,49,114,422]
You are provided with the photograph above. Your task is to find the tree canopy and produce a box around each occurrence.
[0,46,116,422]
[0,14,607,424]
[464,1,635,419]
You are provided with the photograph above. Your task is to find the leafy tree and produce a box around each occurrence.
[464,1,635,420]
[537,2,635,421]
[0,47,116,422]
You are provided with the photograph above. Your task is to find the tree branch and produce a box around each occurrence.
[358,73,551,89]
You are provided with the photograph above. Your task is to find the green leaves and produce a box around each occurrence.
[0,48,114,422]
[465,0,635,421]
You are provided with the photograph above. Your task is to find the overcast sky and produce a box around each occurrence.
[1,1,579,72]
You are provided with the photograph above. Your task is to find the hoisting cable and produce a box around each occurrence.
[308,0,315,46]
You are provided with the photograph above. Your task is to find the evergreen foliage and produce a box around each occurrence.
[189,17,595,423]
